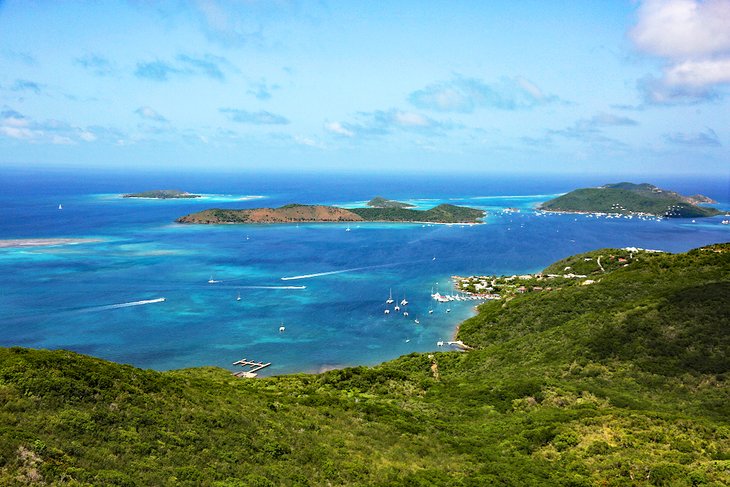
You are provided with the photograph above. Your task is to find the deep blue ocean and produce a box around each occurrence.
[1,168,728,375]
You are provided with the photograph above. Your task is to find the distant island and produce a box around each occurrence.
[539,182,720,218]
[123,189,201,199]
[366,196,415,209]
[176,202,485,224]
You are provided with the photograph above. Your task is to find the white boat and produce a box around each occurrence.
[236,292,241,301]
[345,224,351,232]
[386,289,394,304]
[428,308,434,314]
[58,204,63,210]
[403,311,409,317]
[208,275,216,284]
[279,324,286,332]
[446,308,451,313]
[384,309,390,314]
[394,305,400,312]
[414,319,419,324]
[400,295,408,306]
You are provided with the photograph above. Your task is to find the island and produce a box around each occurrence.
[176,202,485,224]
[366,196,415,209]
[123,189,201,199]
[539,182,720,218]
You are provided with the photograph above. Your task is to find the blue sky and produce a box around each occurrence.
[0,0,728,175]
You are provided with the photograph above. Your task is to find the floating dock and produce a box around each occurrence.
[232,358,271,378]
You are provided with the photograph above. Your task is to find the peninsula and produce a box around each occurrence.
[176,202,485,224]
[123,189,201,199]
[539,182,720,218]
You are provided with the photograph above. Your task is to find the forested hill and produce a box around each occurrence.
[539,182,720,217]
[0,243,728,485]
[177,203,485,224]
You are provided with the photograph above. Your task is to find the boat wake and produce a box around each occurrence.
[81,298,166,312]
[281,262,401,281]
[236,285,306,290]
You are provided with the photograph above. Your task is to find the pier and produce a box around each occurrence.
[232,358,271,378]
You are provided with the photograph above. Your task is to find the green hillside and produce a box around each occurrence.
[539,183,720,218]
[350,203,485,223]
[0,244,728,486]
[366,196,414,209]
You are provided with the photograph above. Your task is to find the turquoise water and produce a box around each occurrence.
[1,170,728,375]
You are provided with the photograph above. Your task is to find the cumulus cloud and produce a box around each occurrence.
[631,0,730,103]
[11,79,42,94]
[135,54,232,81]
[549,113,638,140]
[75,54,115,76]
[324,121,354,137]
[664,128,721,146]
[329,109,454,138]
[0,108,99,144]
[220,108,289,125]
[135,106,167,122]
[409,76,561,112]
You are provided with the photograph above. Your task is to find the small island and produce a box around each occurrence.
[366,196,415,209]
[539,182,720,218]
[176,202,485,224]
[123,189,201,199]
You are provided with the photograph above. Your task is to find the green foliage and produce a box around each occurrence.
[540,183,720,217]
[0,244,728,485]
[366,196,414,208]
[350,203,484,223]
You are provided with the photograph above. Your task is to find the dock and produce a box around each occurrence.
[232,358,271,378]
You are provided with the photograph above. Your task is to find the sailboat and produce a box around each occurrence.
[208,275,216,284]
[400,294,408,306]
[386,289,394,304]
[345,224,351,232]
[58,204,63,210]
[236,292,241,301]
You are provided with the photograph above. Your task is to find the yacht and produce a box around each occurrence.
[394,305,400,312]
[384,309,390,314]
[386,289,394,304]
[279,324,286,332]
[236,292,241,301]
[400,294,408,306]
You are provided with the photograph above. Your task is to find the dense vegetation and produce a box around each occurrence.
[123,190,201,199]
[540,183,720,218]
[350,203,485,223]
[0,244,728,485]
[366,196,414,209]
[177,203,485,224]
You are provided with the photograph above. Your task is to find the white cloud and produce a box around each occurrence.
[324,121,354,137]
[664,58,730,87]
[631,0,730,103]
[135,106,168,122]
[631,0,730,59]
[393,111,429,127]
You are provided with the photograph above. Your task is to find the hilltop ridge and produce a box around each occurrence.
[539,182,720,217]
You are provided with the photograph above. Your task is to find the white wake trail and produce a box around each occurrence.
[84,298,166,312]
[281,262,404,281]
